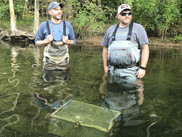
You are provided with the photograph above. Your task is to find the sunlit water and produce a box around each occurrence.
[0,42,182,137]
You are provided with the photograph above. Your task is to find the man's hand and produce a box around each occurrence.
[62,35,68,43]
[36,34,53,47]
[46,34,53,43]
[136,68,146,78]
[137,44,149,78]
[104,66,109,73]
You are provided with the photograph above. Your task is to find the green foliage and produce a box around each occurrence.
[133,0,159,31]
[17,19,34,32]
[22,10,34,20]
[13,0,25,19]
[158,0,181,38]
[0,19,10,30]
[0,0,181,38]
[132,0,181,38]
[0,0,9,19]
[71,1,108,38]
[0,19,34,32]
[0,0,25,19]
[173,35,182,43]
[22,0,35,20]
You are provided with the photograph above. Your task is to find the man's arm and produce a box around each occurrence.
[36,34,53,47]
[102,46,108,73]
[36,34,73,47]
[136,44,149,78]
[140,44,149,68]
[64,39,74,45]
[62,35,74,45]
[63,21,76,45]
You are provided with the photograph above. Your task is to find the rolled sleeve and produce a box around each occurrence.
[66,21,76,45]
[34,22,47,46]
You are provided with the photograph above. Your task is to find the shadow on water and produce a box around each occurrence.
[0,42,182,137]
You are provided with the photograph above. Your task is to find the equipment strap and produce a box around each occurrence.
[126,22,133,40]
[63,20,66,36]
[111,24,119,41]
[112,22,133,41]
[46,21,51,35]
[46,20,66,37]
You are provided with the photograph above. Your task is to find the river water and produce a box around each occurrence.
[0,42,182,137]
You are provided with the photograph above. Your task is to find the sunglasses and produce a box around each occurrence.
[119,12,132,16]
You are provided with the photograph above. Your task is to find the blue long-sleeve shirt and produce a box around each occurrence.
[35,20,76,46]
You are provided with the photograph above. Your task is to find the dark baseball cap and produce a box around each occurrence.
[48,1,63,10]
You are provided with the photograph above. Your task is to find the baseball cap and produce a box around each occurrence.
[117,4,131,14]
[48,1,63,10]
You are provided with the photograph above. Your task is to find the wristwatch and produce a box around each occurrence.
[139,66,146,70]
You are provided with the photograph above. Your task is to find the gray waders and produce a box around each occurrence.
[42,21,70,82]
[107,23,141,84]
[43,20,69,71]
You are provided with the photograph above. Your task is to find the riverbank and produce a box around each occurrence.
[0,28,182,48]
[76,36,182,48]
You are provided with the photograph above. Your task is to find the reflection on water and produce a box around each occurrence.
[99,73,144,129]
[0,93,20,134]
[0,43,182,137]
[8,47,21,87]
[31,47,41,82]
[146,114,161,137]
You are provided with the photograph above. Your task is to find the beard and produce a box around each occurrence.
[119,16,132,27]
[121,19,131,26]
[52,14,61,21]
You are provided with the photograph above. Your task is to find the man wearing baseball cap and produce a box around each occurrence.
[101,4,149,83]
[35,1,76,82]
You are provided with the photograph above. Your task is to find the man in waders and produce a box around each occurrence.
[35,1,76,82]
[101,4,149,84]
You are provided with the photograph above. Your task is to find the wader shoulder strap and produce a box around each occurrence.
[111,22,134,41]
[63,20,66,36]
[112,24,119,41]
[46,20,67,36]
[46,21,51,35]
[126,22,133,40]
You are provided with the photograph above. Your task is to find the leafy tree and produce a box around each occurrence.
[0,0,9,19]
[70,0,108,38]
[0,0,181,39]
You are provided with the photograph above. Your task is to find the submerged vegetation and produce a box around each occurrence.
[0,0,181,41]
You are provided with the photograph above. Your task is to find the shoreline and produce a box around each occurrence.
[0,31,181,48]
[75,36,182,49]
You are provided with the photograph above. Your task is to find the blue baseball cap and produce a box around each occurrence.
[48,1,63,10]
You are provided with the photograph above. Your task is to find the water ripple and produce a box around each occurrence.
[146,114,161,137]
[0,93,20,134]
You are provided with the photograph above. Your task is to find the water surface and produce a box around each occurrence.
[0,42,182,137]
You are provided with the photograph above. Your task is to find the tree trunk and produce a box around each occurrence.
[9,0,17,33]
[33,0,39,35]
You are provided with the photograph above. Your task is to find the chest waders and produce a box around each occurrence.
[43,20,69,70]
[107,23,141,83]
